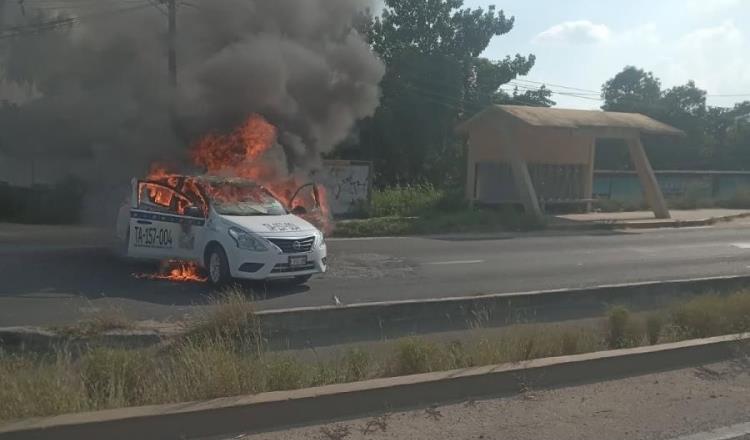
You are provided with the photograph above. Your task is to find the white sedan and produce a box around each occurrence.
[115,175,327,286]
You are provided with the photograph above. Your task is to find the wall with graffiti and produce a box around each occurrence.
[319,160,372,216]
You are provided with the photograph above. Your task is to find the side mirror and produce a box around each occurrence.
[291,205,308,215]
[184,205,204,218]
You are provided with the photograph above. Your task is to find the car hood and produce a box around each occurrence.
[219,214,319,237]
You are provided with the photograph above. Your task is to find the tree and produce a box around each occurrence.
[601,66,661,113]
[598,66,750,172]
[662,81,707,118]
[348,0,537,186]
[494,84,555,107]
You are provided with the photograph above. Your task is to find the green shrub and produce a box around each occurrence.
[158,340,261,402]
[264,357,306,391]
[369,184,445,217]
[672,292,750,338]
[184,288,264,355]
[723,292,750,333]
[671,295,726,338]
[342,348,371,382]
[606,306,643,349]
[389,338,442,375]
[445,340,474,369]
[560,330,580,355]
[80,348,153,407]
[646,313,665,345]
[334,206,538,237]
[0,353,88,421]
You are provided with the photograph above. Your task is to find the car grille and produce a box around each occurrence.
[268,237,315,253]
[271,263,316,274]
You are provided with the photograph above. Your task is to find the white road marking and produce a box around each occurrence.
[670,421,750,440]
[732,243,750,249]
[425,260,485,266]
[327,236,399,242]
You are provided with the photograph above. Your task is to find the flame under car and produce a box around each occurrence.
[115,175,327,286]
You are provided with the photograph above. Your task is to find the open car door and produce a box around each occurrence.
[127,180,207,261]
[288,182,329,232]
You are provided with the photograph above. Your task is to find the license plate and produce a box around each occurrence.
[289,255,308,267]
[132,226,173,249]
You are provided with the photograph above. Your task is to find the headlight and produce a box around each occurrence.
[228,227,268,252]
[315,231,326,247]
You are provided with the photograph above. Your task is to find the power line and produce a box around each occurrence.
[516,77,750,99]
[514,77,601,94]
[20,0,148,11]
[395,79,558,109]
[708,93,750,98]
[0,2,151,39]
[504,82,604,101]
[509,81,601,97]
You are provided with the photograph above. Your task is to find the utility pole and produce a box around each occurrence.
[167,0,176,88]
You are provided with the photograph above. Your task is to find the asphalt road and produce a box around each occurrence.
[3,221,750,326]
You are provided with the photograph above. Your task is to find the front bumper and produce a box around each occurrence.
[226,243,327,280]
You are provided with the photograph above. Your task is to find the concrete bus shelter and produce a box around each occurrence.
[457,105,684,221]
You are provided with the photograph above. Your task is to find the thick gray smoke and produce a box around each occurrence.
[0,0,383,186]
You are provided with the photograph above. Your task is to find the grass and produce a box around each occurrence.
[368,183,450,218]
[336,185,543,237]
[53,308,133,338]
[4,291,750,423]
[335,207,543,237]
[182,288,264,355]
[671,292,750,338]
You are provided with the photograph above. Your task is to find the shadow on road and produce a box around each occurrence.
[0,247,309,306]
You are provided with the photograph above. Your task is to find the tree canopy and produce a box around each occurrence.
[337,0,544,186]
[598,66,750,171]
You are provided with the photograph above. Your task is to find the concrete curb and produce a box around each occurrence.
[0,327,169,353]
[4,275,750,352]
[2,333,748,440]
[551,212,750,231]
[256,274,750,349]
[331,212,750,239]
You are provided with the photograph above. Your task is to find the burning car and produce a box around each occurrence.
[115,174,327,286]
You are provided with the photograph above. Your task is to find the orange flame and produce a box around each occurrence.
[191,114,278,177]
[188,114,332,232]
[134,114,332,284]
[133,261,206,283]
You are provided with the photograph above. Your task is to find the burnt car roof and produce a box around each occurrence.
[145,174,262,187]
[196,175,262,186]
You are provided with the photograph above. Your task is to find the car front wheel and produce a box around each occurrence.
[207,246,231,287]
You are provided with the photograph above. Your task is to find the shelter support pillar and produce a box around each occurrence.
[583,137,596,212]
[627,137,670,219]
[465,140,477,206]
[506,141,543,222]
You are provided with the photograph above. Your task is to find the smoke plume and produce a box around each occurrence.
[0,0,384,185]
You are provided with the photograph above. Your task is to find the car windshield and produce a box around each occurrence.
[202,180,287,216]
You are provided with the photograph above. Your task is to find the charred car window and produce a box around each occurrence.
[202,180,287,217]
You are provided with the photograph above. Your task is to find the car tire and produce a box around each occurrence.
[290,274,313,285]
[206,245,231,287]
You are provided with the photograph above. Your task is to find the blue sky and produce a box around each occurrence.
[461,0,750,109]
